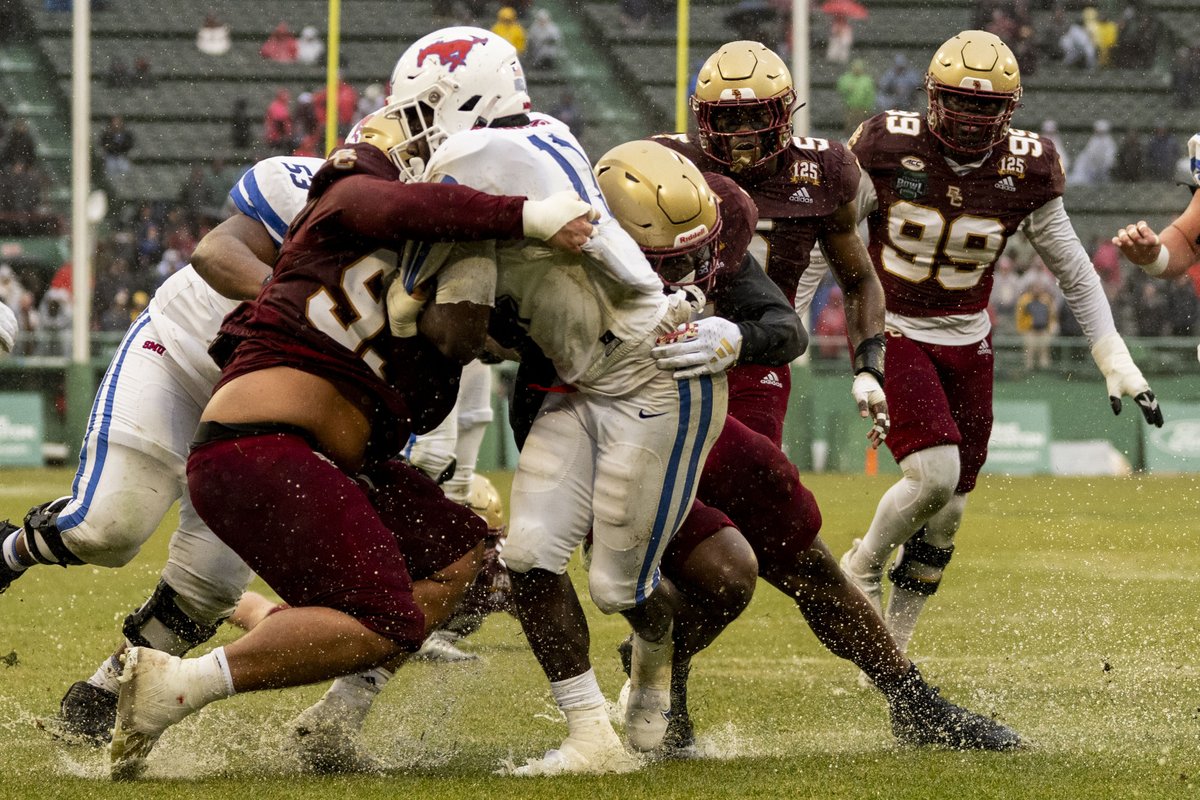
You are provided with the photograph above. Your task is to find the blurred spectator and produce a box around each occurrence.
[989,255,1021,336]
[0,263,25,316]
[133,56,154,86]
[491,7,526,55]
[526,9,562,70]
[98,287,132,332]
[1166,276,1198,335]
[130,289,150,322]
[0,159,55,234]
[826,13,853,64]
[1145,126,1178,182]
[94,255,134,308]
[294,92,319,142]
[1170,46,1200,109]
[37,286,71,357]
[551,91,583,134]
[1082,7,1118,66]
[297,25,324,66]
[104,56,132,89]
[836,59,875,136]
[99,115,135,181]
[2,117,38,169]
[1016,276,1058,371]
[313,78,358,138]
[1130,279,1169,336]
[1113,127,1146,182]
[814,286,847,359]
[231,97,255,149]
[1068,119,1115,185]
[876,54,922,112]
[15,290,39,357]
[155,248,186,285]
[263,89,295,152]
[1112,2,1159,70]
[260,22,298,63]
[196,12,231,56]
[984,7,1018,43]
[1090,235,1125,303]
[619,0,652,33]
[135,221,164,272]
[176,165,211,216]
[1035,4,1070,65]
[1060,12,1096,69]
[1039,120,1069,176]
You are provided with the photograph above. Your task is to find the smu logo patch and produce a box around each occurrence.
[417,36,488,71]
[142,339,166,356]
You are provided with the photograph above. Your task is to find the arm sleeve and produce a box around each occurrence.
[717,255,808,364]
[1021,196,1117,344]
[326,175,526,246]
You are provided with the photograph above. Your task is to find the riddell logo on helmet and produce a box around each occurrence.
[676,226,709,246]
[416,36,488,72]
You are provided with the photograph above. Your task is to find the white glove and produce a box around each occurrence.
[1189,133,1200,186]
[0,302,16,354]
[386,276,428,337]
[522,190,594,241]
[851,372,889,446]
[1091,332,1163,427]
[651,317,742,379]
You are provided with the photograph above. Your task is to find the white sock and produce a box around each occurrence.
[2,531,30,572]
[550,669,614,742]
[88,654,123,695]
[320,668,392,730]
[885,586,928,655]
[171,647,235,714]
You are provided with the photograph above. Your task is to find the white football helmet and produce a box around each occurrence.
[386,26,531,181]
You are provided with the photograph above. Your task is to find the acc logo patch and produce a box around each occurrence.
[901,156,925,171]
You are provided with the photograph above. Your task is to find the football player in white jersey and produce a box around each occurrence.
[294,27,728,774]
[800,31,1161,656]
[1113,133,1200,284]
[0,300,16,354]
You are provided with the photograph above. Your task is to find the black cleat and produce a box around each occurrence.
[43,681,118,746]
[886,666,1021,751]
[0,521,23,594]
[661,708,695,756]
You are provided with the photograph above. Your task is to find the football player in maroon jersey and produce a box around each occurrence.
[107,114,597,780]
[836,30,1162,657]
[595,140,1020,753]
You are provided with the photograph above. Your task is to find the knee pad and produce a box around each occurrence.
[901,445,960,514]
[123,579,226,655]
[588,570,638,615]
[888,527,955,597]
[21,497,82,567]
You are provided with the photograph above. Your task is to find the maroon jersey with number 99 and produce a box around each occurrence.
[850,111,1065,318]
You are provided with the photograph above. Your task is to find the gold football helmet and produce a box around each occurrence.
[691,41,798,172]
[595,140,724,290]
[356,105,413,172]
[465,474,504,534]
[926,30,1022,154]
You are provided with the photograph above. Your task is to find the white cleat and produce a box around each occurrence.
[287,700,383,774]
[625,627,673,752]
[840,538,884,618]
[110,648,209,781]
[413,630,479,663]
[509,733,637,776]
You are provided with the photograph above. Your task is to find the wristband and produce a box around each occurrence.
[853,333,886,383]
[1142,244,1170,277]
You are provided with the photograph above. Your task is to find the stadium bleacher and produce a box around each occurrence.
[0,0,1193,239]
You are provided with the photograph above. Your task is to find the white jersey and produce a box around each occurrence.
[403,113,679,395]
[146,156,323,402]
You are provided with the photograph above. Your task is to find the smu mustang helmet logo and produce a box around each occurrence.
[417,36,488,72]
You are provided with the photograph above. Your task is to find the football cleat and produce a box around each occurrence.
[110,648,214,780]
[42,681,118,746]
[625,627,674,752]
[413,629,479,663]
[0,520,23,594]
[886,665,1022,751]
[839,538,884,617]
[661,707,696,757]
[288,700,384,774]
[509,729,637,776]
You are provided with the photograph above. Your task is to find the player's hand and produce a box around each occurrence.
[1091,333,1163,427]
[651,317,742,379]
[1112,220,1164,272]
[386,276,429,337]
[851,372,889,448]
[0,301,16,354]
[523,190,599,251]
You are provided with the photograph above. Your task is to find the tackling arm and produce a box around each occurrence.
[190,213,278,301]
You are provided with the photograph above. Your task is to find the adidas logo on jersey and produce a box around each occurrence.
[977,340,992,355]
[760,370,784,388]
[789,187,814,204]
[994,176,1017,192]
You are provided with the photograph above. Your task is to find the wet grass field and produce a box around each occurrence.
[1,468,1197,799]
